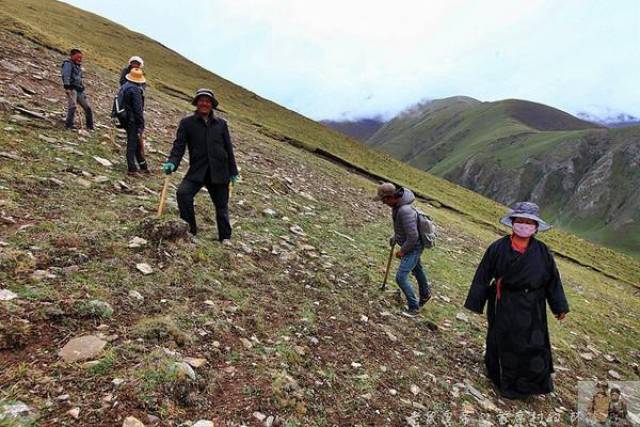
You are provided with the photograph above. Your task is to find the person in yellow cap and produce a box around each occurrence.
[119,68,149,176]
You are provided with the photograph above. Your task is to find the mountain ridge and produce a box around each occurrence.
[366,97,639,255]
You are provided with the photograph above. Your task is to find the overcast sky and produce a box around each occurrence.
[62,0,639,121]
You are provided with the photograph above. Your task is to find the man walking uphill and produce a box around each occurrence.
[375,183,432,316]
[119,68,149,176]
[162,89,239,241]
[61,48,94,130]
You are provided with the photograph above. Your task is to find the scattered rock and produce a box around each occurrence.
[93,156,113,167]
[94,175,110,184]
[38,134,57,144]
[76,177,92,188]
[30,269,56,282]
[263,208,277,217]
[136,263,154,275]
[67,407,80,419]
[112,378,125,386]
[129,290,144,301]
[49,177,65,186]
[59,335,107,362]
[410,384,420,395]
[253,412,267,422]
[456,312,469,323]
[183,357,207,368]
[0,401,36,421]
[122,416,145,427]
[172,361,196,380]
[128,236,148,248]
[0,289,18,301]
[580,352,595,361]
[289,225,306,236]
[608,369,622,380]
[240,337,254,349]
[192,421,214,427]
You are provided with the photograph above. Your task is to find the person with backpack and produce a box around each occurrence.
[161,88,239,241]
[118,68,149,176]
[119,56,144,86]
[375,182,432,316]
[61,48,94,130]
[463,202,569,400]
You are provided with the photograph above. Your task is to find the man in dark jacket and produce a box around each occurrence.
[119,56,144,86]
[162,88,239,241]
[375,183,431,316]
[61,49,94,130]
[119,68,148,176]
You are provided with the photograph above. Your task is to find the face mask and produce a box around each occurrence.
[513,222,537,238]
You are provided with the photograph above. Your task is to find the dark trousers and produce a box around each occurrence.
[125,126,147,172]
[177,178,231,240]
[65,89,94,129]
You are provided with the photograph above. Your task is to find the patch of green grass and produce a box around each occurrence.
[88,349,117,376]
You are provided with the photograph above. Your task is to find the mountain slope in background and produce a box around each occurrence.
[0,1,639,425]
[320,117,386,141]
[367,97,640,255]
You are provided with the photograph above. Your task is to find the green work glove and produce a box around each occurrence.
[162,162,175,175]
[230,175,239,185]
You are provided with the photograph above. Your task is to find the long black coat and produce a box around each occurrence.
[464,236,569,399]
[168,113,238,184]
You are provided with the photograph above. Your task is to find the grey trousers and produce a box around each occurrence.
[65,89,94,129]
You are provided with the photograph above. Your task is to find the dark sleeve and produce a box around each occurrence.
[119,68,128,86]
[130,88,145,132]
[61,61,72,87]
[223,121,238,176]
[464,242,498,314]
[544,249,569,315]
[168,119,188,168]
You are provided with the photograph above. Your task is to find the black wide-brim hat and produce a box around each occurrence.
[192,88,219,108]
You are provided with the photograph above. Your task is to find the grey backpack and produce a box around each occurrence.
[414,208,437,248]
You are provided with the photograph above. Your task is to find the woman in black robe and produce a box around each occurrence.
[464,202,569,399]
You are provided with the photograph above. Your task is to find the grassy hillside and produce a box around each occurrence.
[0,1,639,425]
[367,97,640,256]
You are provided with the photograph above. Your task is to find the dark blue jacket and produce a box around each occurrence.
[121,81,145,133]
[61,59,84,91]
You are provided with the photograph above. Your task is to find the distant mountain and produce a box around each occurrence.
[366,97,640,254]
[320,117,386,141]
[577,111,640,128]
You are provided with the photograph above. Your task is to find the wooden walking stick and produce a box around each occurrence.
[157,175,170,218]
[380,244,395,291]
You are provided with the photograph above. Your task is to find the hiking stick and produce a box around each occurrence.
[157,175,170,218]
[380,244,395,291]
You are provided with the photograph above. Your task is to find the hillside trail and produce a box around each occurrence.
[1,29,639,427]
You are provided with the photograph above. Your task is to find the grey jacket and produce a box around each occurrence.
[391,188,420,253]
[61,59,84,91]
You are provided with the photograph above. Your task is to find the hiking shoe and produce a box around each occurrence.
[139,168,151,175]
[401,308,420,318]
[419,294,432,307]
[127,171,141,177]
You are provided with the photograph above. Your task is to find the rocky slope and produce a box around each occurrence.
[0,1,639,426]
[367,97,640,255]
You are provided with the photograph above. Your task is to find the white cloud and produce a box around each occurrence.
[63,0,640,120]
